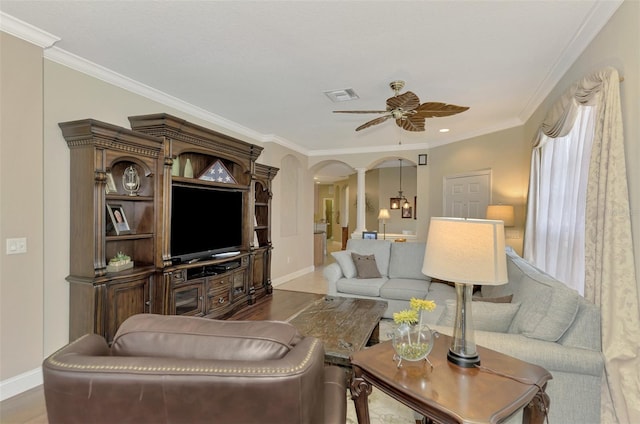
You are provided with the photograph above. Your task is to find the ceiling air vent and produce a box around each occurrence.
[324,88,359,103]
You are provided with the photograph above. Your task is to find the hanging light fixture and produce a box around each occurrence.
[390,159,410,210]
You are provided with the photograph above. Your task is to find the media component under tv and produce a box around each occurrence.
[171,184,243,263]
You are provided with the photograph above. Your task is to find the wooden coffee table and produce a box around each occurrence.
[288,296,387,367]
[229,290,387,367]
[349,334,552,424]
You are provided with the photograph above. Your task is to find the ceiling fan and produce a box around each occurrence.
[333,80,469,132]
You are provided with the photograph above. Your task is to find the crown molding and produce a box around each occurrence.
[517,0,624,122]
[45,47,278,146]
[308,118,523,157]
[0,12,59,48]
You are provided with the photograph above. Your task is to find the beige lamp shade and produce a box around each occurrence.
[422,217,508,286]
[378,208,391,220]
[485,204,515,227]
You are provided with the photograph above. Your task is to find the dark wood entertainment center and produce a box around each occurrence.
[60,113,278,343]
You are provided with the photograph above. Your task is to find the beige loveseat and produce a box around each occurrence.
[323,239,456,319]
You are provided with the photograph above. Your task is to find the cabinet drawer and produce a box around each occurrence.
[170,269,187,284]
[207,289,231,312]
[208,275,231,294]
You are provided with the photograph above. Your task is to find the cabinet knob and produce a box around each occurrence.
[145,301,151,306]
[218,297,225,304]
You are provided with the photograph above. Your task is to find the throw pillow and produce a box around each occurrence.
[438,299,521,333]
[472,294,514,303]
[351,253,382,279]
[331,250,357,278]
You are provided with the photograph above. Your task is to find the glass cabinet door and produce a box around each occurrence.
[173,282,204,316]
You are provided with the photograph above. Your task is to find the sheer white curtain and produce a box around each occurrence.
[525,106,594,294]
[524,67,639,423]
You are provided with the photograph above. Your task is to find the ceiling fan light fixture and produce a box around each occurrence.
[324,88,359,103]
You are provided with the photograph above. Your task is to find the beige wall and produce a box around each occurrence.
[424,125,530,254]
[0,33,45,382]
[258,142,314,283]
[1,0,637,400]
[524,0,640,295]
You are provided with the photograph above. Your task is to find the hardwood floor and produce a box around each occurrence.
[0,241,339,423]
[0,386,47,424]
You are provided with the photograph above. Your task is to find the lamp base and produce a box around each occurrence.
[447,349,480,368]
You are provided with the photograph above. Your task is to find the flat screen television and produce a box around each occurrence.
[170,184,243,263]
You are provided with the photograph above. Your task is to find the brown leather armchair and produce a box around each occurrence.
[43,314,347,424]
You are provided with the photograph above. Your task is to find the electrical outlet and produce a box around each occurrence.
[6,237,27,255]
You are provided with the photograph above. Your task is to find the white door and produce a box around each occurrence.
[443,170,491,218]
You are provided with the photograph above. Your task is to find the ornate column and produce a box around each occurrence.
[352,167,367,237]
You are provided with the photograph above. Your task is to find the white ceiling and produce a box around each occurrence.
[1,1,622,179]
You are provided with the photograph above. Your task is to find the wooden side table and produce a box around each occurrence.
[350,335,551,424]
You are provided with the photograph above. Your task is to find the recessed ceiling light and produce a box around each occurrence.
[439,128,450,133]
[324,88,359,103]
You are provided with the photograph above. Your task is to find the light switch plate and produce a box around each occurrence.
[6,237,27,254]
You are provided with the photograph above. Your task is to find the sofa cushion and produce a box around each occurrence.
[472,294,514,303]
[352,253,382,278]
[112,314,302,361]
[346,239,392,276]
[336,277,387,297]
[331,250,357,278]
[388,242,428,280]
[379,278,430,301]
[438,299,521,333]
[503,248,581,341]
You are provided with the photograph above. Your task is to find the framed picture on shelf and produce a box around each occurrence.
[107,204,131,235]
[362,231,378,240]
[402,207,413,219]
[105,172,117,194]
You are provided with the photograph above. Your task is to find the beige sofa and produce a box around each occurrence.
[323,239,456,319]
[325,240,604,423]
[433,247,604,424]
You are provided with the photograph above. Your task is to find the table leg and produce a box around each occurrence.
[350,366,373,424]
[522,384,550,424]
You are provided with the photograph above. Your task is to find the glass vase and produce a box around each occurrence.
[391,323,438,368]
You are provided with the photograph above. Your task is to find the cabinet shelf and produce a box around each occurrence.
[106,233,154,242]
[106,194,154,202]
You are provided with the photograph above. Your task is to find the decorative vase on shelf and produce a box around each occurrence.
[184,158,193,178]
[390,323,438,369]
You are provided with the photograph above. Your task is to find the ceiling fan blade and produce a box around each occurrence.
[396,115,426,132]
[356,115,392,131]
[333,110,388,114]
[387,91,420,111]
[414,102,470,118]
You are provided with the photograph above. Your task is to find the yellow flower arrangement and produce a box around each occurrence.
[393,297,436,326]
[391,297,438,363]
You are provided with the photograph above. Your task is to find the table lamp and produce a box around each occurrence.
[378,208,391,240]
[422,217,507,367]
[486,204,515,227]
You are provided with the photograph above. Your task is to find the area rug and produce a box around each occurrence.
[345,319,417,423]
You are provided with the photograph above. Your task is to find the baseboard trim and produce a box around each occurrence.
[271,266,315,287]
[0,367,43,401]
